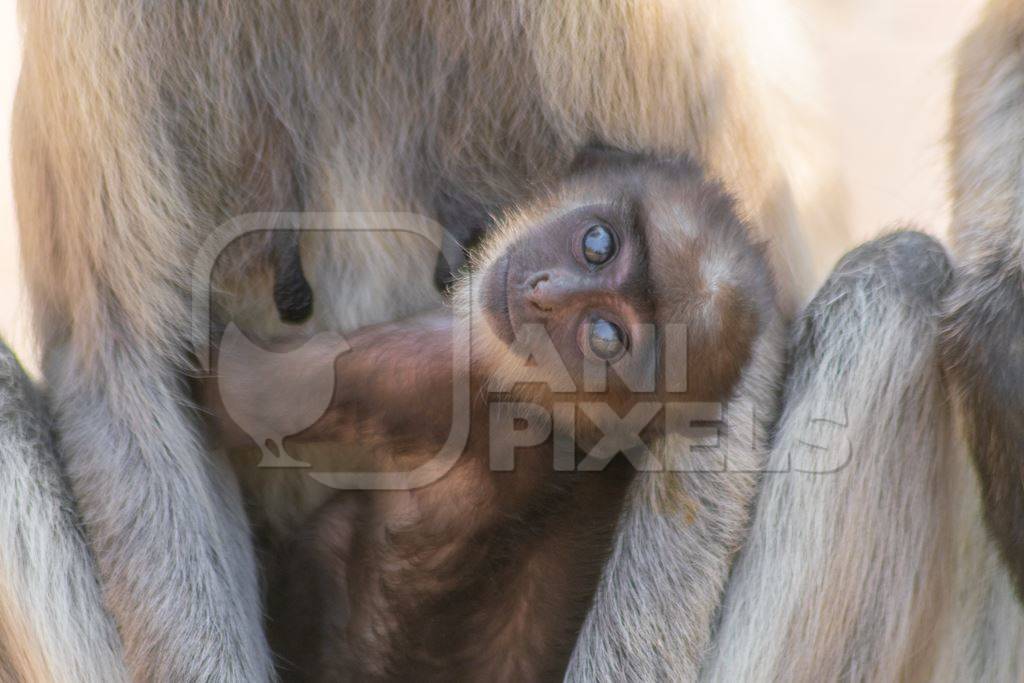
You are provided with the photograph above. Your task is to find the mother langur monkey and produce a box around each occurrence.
[9,1,850,681]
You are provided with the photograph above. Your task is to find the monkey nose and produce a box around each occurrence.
[523,271,587,313]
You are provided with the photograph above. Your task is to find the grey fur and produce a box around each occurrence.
[0,342,127,682]
[567,310,787,680]
[943,0,1024,602]
[705,231,956,679]
[705,231,1024,681]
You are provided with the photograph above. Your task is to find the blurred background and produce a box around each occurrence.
[0,0,988,374]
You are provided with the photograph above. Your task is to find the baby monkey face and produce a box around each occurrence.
[471,152,775,412]
[480,199,659,398]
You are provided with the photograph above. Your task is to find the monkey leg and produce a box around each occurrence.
[945,0,1024,604]
[944,249,1024,602]
[11,16,276,681]
[0,341,128,682]
[704,231,957,681]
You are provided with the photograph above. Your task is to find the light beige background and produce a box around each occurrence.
[0,3,27,370]
[0,1,988,373]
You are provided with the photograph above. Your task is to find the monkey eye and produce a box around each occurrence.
[582,224,616,265]
[587,318,627,361]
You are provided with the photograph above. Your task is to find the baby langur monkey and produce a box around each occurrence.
[204,147,777,681]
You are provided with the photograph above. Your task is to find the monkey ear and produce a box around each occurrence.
[569,140,636,173]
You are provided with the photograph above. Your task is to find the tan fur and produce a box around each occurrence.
[11,1,844,680]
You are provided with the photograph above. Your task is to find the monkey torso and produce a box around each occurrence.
[268,424,635,683]
[249,307,639,681]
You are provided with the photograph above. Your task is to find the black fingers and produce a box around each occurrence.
[272,231,314,324]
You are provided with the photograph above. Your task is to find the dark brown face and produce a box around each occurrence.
[480,200,660,397]
[471,150,776,440]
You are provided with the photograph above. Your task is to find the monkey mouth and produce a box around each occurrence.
[481,254,516,344]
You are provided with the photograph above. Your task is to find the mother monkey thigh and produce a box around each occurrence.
[10,1,843,680]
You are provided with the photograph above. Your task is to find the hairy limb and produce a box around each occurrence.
[703,231,955,680]
[12,5,275,679]
[0,342,127,682]
[565,307,787,681]
[944,0,1024,601]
